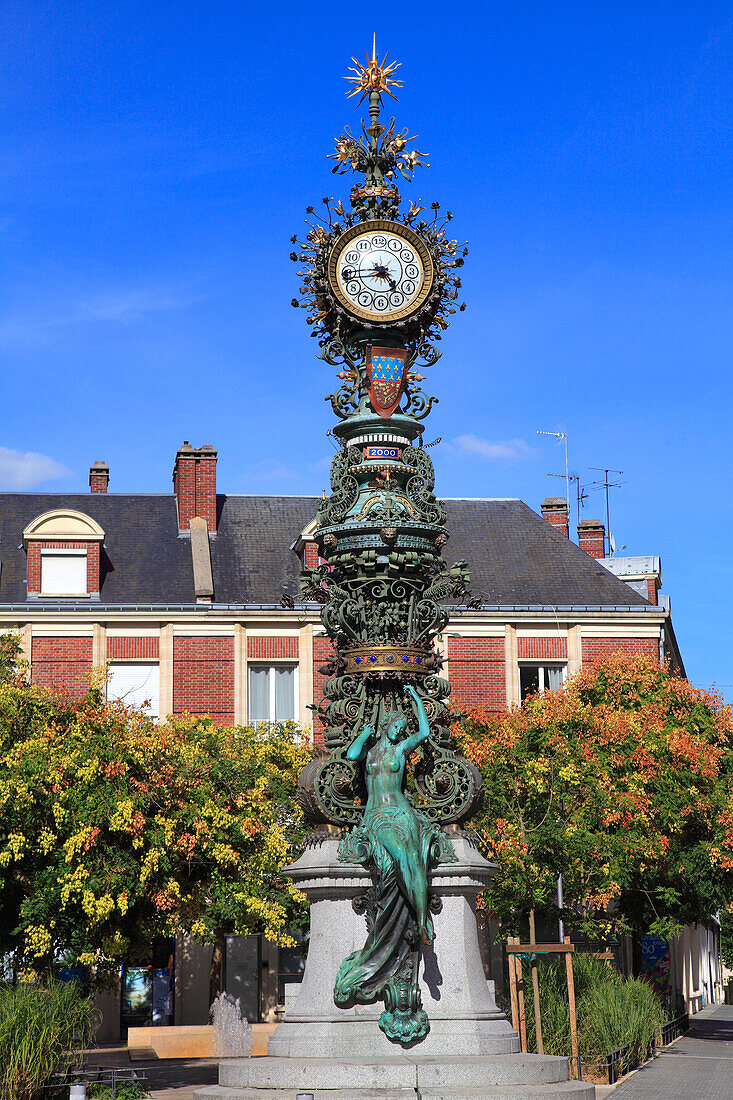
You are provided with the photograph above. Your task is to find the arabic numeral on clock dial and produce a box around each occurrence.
[405,265,419,279]
[358,291,372,307]
[374,295,389,311]
[403,281,415,295]
[401,249,414,262]
[372,235,386,246]
[390,292,404,307]
[345,251,359,264]
[347,281,360,296]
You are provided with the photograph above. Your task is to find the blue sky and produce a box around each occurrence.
[1,2,732,693]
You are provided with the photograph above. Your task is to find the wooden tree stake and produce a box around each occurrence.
[529,909,544,1054]
[508,935,520,1037]
[564,935,579,1074]
[515,940,528,1052]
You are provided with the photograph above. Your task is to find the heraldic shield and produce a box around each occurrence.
[366,346,408,419]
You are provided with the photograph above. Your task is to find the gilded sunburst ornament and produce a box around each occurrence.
[345,34,403,105]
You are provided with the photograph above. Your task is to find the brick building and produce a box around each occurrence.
[0,448,682,731]
[0,446,687,1031]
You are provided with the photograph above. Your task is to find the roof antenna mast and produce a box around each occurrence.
[589,467,624,557]
[537,430,568,508]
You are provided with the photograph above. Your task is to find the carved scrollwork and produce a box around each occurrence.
[401,387,438,421]
[317,447,361,528]
[401,446,447,525]
[413,748,484,825]
[327,385,360,419]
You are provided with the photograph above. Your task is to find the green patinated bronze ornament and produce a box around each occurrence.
[333,687,456,1041]
[294,41,480,1044]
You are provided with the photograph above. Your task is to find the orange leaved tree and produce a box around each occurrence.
[456,652,733,947]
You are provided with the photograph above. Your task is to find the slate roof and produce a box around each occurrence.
[0,493,649,609]
[0,494,194,605]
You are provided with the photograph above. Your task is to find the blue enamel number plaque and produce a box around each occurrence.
[366,446,401,460]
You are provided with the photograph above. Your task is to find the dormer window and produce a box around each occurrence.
[40,549,87,596]
[23,509,104,599]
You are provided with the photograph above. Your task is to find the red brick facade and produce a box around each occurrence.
[22,629,667,725]
[248,636,299,660]
[107,637,160,660]
[517,637,568,661]
[582,637,658,668]
[448,638,506,710]
[312,634,336,744]
[172,636,234,724]
[27,541,100,597]
[303,541,319,570]
[31,636,93,699]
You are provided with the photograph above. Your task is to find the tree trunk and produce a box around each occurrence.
[631,927,643,977]
[208,929,226,1008]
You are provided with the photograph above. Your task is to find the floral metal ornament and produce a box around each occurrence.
[294,42,480,1046]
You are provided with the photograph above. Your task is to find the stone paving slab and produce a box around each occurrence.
[610,1004,733,1099]
[79,1046,219,1097]
[196,1086,594,1100]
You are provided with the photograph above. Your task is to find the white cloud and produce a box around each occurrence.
[0,446,71,489]
[453,434,535,460]
[0,284,203,346]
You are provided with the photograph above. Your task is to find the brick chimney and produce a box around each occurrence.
[578,518,606,559]
[173,443,218,533]
[89,461,109,493]
[541,497,569,538]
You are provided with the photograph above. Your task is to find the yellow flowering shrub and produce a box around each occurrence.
[0,633,312,982]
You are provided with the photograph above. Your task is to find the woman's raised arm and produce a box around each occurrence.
[346,722,376,762]
[401,685,431,755]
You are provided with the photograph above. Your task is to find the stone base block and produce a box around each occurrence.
[126,1023,277,1059]
[195,1089,597,1098]
[268,1016,520,1058]
[128,1025,213,1059]
[194,1055,595,1099]
[222,1054,574,1089]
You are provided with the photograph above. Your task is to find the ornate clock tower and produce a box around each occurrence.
[199,42,595,1100]
[291,39,486,1042]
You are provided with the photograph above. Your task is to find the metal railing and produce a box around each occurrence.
[50,1066,149,1096]
[654,1011,689,1050]
[570,1012,689,1084]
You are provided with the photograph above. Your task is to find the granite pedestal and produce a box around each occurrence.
[195,835,594,1099]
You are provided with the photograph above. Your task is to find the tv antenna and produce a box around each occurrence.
[588,467,624,557]
[548,471,589,528]
[537,429,568,508]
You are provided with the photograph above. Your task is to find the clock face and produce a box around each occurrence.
[328,220,433,323]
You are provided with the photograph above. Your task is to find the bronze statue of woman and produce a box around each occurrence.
[334,685,455,1042]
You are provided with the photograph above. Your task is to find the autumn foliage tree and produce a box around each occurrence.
[456,652,733,946]
[0,634,312,994]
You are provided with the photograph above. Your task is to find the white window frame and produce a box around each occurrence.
[518,662,568,699]
[40,548,88,596]
[247,662,299,724]
[107,661,160,721]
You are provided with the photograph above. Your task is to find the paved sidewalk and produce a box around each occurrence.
[80,1046,218,1098]
[609,1004,733,1099]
